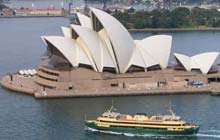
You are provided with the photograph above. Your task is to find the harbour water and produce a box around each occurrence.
[1,17,220,140]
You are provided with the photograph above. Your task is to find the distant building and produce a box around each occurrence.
[30,9,65,16]
[70,7,85,14]
[14,8,65,16]
[1,8,13,16]
[0,4,14,16]
[14,9,31,16]
[107,6,136,13]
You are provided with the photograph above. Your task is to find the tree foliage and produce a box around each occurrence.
[112,7,220,29]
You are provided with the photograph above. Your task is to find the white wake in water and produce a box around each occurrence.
[200,129,220,133]
[197,133,220,138]
[85,127,220,139]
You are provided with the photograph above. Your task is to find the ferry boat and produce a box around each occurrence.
[85,106,199,135]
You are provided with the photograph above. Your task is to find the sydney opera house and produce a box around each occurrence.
[1,8,220,98]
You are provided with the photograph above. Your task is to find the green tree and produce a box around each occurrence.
[112,6,220,29]
[170,7,191,28]
[134,19,147,29]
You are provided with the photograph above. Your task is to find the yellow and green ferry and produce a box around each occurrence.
[85,106,199,135]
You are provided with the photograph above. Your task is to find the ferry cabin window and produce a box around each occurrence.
[183,123,190,126]
[156,116,163,120]
[118,115,126,120]
[136,113,147,116]
[106,116,115,119]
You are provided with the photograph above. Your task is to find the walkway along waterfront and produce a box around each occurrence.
[1,70,220,99]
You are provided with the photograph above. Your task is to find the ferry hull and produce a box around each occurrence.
[85,122,199,135]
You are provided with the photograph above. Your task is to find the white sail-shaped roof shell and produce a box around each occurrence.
[98,29,119,72]
[90,8,135,73]
[76,12,92,29]
[70,25,116,72]
[174,52,219,74]
[173,53,191,71]
[140,35,172,69]
[129,45,146,68]
[61,26,72,38]
[41,36,93,68]
[41,8,175,74]
[127,35,172,70]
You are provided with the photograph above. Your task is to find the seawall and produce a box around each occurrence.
[0,75,216,99]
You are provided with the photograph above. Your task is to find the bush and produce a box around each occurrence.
[112,7,220,29]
